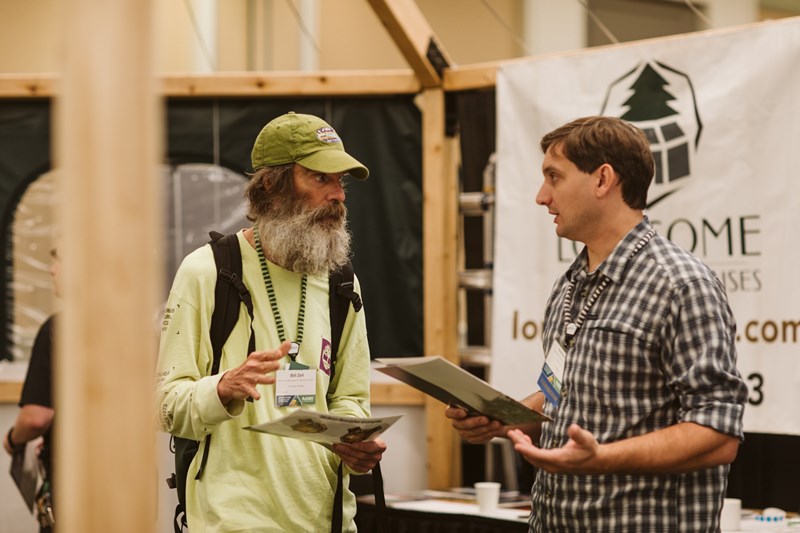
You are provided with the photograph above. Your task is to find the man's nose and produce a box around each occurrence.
[328,179,346,202]
[535,184,549,206]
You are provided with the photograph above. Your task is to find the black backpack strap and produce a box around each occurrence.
[209,231,256,371]
[332,461,344,533]
[371,462,386,531]
[330,461,385,533]
[328,260,361,383]
[173,504,187,533]
[327,261,364,532]
[196,232,255,481]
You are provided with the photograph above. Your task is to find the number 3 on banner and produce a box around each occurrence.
[746,372,763,406]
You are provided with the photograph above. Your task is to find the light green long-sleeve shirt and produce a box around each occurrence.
[157,231,371,532]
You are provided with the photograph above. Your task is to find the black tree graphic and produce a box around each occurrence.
[621,64,678,121]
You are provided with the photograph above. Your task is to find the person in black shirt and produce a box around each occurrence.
[4,248,61,532]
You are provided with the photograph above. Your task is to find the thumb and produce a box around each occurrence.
[279,340,293,356]
[508,429,532,446]
[567,424,595,449]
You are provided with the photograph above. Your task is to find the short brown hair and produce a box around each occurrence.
[244,163,294,221]
[540,116,654,209]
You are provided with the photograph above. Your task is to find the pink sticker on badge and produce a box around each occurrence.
[319,338,333,375]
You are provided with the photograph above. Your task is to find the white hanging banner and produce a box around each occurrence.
[492,19,800,436]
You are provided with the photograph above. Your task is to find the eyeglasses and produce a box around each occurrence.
[302,171,350,189]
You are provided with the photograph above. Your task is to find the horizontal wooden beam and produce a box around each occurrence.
[0,378,424,407]
[0,70,421,98]
[0,67,500,97]
[0,74,58,97]
[162,70,421,96]
[444,62,499,92]
[371,382,425,406]
[0,381,22,403]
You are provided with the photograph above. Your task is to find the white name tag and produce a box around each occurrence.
[537,341,566,407]
[275,369,316,407]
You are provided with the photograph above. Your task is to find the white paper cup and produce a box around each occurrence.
[474,481,501,514]
[720,497,741,531]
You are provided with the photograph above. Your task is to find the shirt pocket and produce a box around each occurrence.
[575,317,664,439]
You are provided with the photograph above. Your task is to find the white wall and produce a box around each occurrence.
[370,365,428,495]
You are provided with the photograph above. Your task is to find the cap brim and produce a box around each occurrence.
[297,150,369,180]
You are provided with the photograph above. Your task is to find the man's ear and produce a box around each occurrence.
[594,163,618,198]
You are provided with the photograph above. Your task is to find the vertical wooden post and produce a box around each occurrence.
[56,1,160,531]
[421,87,461,489]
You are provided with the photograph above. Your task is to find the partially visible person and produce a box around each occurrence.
[447,116,748,532]
[4,247,61,532]
[156,112,385,532]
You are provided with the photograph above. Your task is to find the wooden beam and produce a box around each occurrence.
[420,87,461,489]
[0,70,420,98]
[0,381,22,403]
[0,74,57,98]
[444,62,499,92]
[370,382,425,406]
[57,1,159,531]
[366,0,452,88]
[162,70,420,96]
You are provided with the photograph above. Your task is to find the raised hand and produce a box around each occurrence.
[508,423,602,474]
[217,340,290,405]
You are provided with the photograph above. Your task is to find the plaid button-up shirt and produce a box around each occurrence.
[530,217,747,533]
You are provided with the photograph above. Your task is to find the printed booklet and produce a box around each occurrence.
[375,356,550,425]
[246,409,402,445]
[10,439,39,511]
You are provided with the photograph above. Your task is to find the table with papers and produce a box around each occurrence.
[356,489,530,533]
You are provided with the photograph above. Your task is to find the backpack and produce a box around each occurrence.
[166,231,376,532]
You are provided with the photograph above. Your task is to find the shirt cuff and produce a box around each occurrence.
[195,372,244,426]
[680,401,745,439]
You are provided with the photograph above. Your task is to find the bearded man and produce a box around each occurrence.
[156,112,385,533]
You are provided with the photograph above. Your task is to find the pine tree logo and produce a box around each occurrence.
[600,61,702,208]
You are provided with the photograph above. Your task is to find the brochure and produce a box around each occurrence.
[375,356,550,425]
[10,439,39,512]
[246,409,402,445]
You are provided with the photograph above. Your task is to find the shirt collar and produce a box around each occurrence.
[566,216,654,285]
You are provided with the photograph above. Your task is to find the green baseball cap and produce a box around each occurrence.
[250,112,369,179]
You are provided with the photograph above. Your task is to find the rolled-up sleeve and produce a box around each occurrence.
[666,278,748,438]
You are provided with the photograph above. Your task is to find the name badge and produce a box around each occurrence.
[537,341,566,407]
[275,368,316,407]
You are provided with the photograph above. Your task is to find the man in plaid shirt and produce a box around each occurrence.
[446,116,747,532]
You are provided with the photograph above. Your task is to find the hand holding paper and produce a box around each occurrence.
[332,438,387,473]
[375,356,550,426]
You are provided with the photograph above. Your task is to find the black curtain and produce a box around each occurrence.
[727,432,800,512]
[0,100,52,361]
[456,90,496,347]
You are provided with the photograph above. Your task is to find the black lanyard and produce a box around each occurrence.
[253,226,307,361]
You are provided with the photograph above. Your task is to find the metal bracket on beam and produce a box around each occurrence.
[426,38,450,79]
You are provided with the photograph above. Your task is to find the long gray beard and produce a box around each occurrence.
[256,203,351,276]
